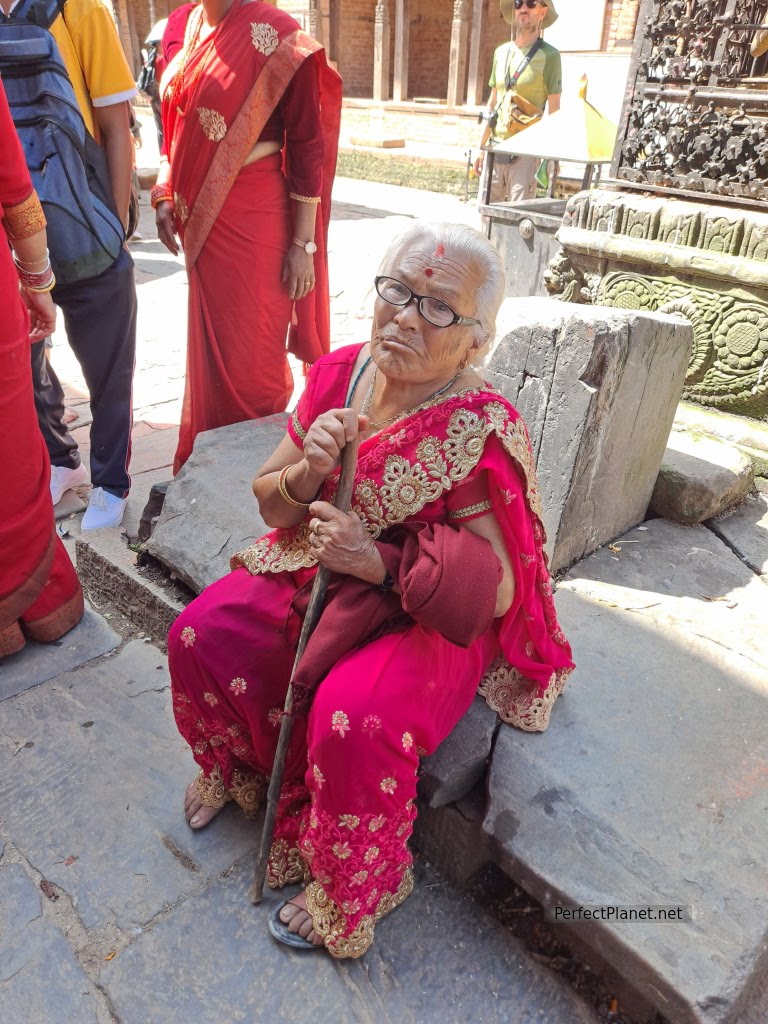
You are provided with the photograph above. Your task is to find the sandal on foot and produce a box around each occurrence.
[268,902,323,951]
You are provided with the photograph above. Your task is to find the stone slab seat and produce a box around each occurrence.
[484,517,768,1024]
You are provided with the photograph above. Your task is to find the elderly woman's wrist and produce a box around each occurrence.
[281,460,323,505]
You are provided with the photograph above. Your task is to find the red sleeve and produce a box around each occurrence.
[162,3,195,67]
[280,55,325,202]
[0,84,34,209]
[446,471,493,523]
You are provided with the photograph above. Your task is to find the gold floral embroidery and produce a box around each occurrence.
[209,734,224,747]
[479,658,572,732]
[229,677,247,696]
[203,691,218,706]
[339,814,360,829]
[332,841,352,860]
[304,867,413,959]
[173,192,190,225]
[312,763,325,788]
[448,499,493,521]
[229,768,266,818]
[193,741,208,755]
[289,192,321,204]
[197,106,227,141]
[267,838,310,888]
[352,870,368,884]
[195,765,230,808]
[401,732,414,753]
[231,399,545,578]
[180,626,196,647]
[290,409,307,440]
[379,777,397,795]
[267,707,282,727]
[3,190,45,240]
[331,710,350,737]
[364,846,381,864]
[251,21,279,55]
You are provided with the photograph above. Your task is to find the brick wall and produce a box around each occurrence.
[408,0,452,101]
[602,0,640,51]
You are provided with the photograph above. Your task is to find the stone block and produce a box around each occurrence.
[419,695,498,807]
[137,479,170,543]
[145,415,288,593]
[649,428,754,525]
[707,492,768,579]
[76,530,186,645]
[487,297,691,571]
[483,518,768,1024]
[99,857,599,1024]
[0,642,258,932]
[412,801,492,887]
[0,605,119,701]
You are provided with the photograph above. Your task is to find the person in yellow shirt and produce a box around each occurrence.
[1,0,139,529]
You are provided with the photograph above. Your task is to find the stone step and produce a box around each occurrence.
[675,402,768,480]
[483,517,768,1024]
[649,426,754,525]
[0,641,600,1024]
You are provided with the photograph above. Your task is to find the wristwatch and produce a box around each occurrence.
[378,571,395,593]
[293,237,318,255]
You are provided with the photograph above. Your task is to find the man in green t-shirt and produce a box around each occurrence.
[475,0,561,205]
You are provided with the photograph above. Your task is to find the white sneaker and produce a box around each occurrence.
[50,463,89,505]
[81,487,127,530]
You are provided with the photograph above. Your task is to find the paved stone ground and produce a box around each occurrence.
[0,637,599,1024]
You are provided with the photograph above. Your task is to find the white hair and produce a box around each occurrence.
[378,221,506,358]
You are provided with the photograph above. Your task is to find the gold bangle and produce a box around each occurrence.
[277,465,311,509]
[24,274,56,293]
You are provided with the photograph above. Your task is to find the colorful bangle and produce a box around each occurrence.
[13,247,50,273]
[15,256,55,292]
[277,465,312,509]
[22,271,56,293]
[150,183,174,210]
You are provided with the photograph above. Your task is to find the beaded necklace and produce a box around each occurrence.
[167,2,230,116]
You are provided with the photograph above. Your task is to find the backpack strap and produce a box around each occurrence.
[10,0,65,29]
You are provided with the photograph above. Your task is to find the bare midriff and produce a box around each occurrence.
[242,139,282,167]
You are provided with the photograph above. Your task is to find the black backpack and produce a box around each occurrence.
[0,0,125,283]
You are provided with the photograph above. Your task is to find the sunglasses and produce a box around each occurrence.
[515,0,541,8]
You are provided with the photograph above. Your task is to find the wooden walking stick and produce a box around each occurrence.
[251,434,361,904]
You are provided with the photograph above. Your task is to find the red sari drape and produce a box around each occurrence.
[0,83,83,656]
[168,344,574,958]
[161,0,342,472]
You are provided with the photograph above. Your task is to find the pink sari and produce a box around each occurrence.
[168,343,573,957]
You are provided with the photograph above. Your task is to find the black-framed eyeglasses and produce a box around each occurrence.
[374,276,482,329]
[514,0,541,9]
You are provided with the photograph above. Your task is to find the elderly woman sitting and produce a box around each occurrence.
[167,221,574,958]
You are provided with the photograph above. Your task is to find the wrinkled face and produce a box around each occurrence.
[370,239,483,386]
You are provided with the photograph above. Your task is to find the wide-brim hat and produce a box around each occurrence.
[500,0,558,30]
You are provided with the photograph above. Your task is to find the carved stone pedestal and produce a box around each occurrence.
[546,189,768,418]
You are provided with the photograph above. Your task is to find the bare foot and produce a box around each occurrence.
[184,779,224,829]
[279,889,324,946]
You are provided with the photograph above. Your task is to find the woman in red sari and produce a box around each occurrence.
[168,223,574,957]
[0,82,84,657]
[155,0,341,473]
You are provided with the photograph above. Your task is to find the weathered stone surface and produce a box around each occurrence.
[77,529,186,645]
[484,518,768,1024]
[649,428,754,525]
[675,401,768,478]
[137,479,170,542]
[487,297,690,571]
[0,605,119,701]
[412,802,492,886]
[708,491,768,579]
[100,857,599,1024]
[419,694,498,807]
[0,642,258,932]
[145,415,288,592]
[0,863,100,1023]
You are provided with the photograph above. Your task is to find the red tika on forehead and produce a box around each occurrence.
[424,267,433,276]
[432,243,446,260]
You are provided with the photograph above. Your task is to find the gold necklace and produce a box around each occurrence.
[361,367,464,429]
[169,4,227,116]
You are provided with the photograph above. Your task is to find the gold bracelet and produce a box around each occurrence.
[24,273,56,293]
[277,465,311,509]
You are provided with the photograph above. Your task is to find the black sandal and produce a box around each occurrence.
[268,902,323,951]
